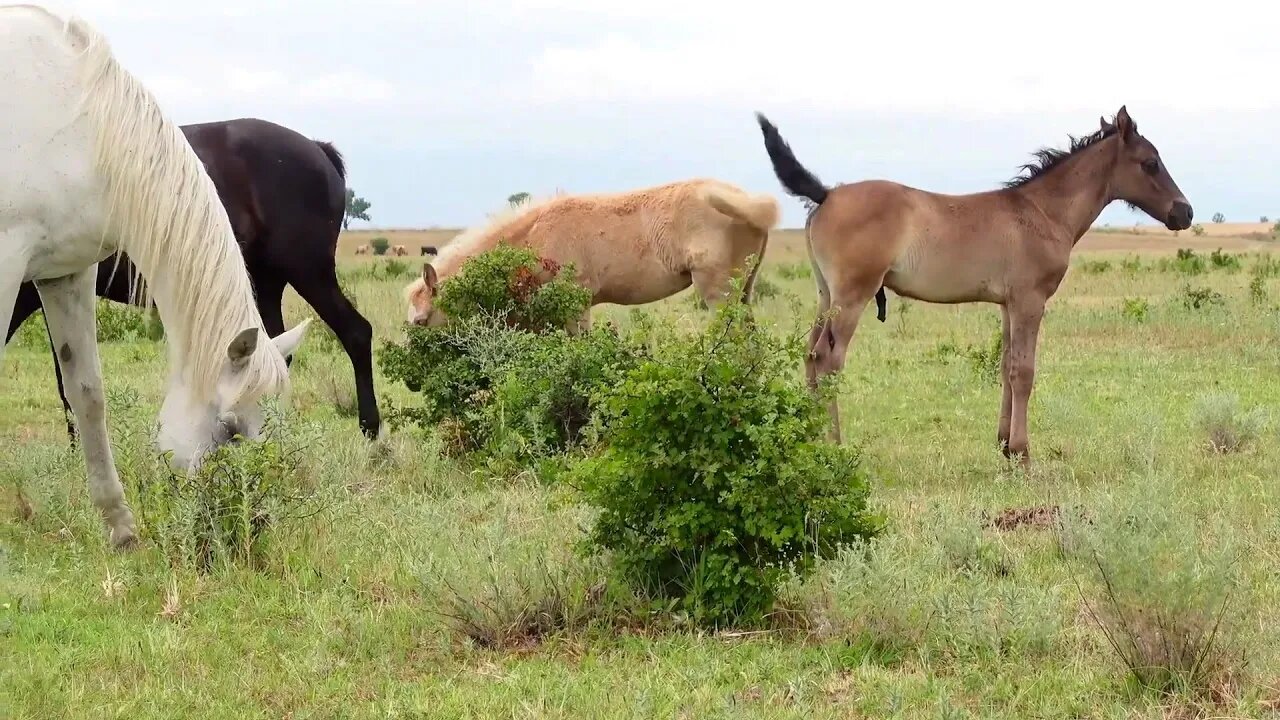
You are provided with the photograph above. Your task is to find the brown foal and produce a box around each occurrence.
[757,107,1193,463]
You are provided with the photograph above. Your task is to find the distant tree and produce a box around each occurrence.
[507,192,531,208]
[1262,216,1270,224]
[344,189,372,229]
[370,237,390,256]
[1212,212,1226,224]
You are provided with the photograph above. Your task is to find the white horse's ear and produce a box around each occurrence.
[273,318,311,360]
[227,327,259,370]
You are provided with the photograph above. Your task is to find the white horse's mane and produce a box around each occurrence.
[63,10,287,404]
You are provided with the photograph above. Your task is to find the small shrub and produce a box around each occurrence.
[572,297,882,627]
[1120,255,1145,274]
[1121,297,1150,322]
[1248,272,1267,306]
[379,245,633,469]
[1272,221,1280,238]
[1060,487,1253,703]
[135,408,325,572]
[1192,393,1266,454]
[1079,259,1111,274]
[382,258,410,278]
[1191,224,1206,237]
[95,300,149,343]
[1209,249,1241,271]
[370,237,390,256]
[750,275,780,300]
[967,324,1003,385]
[1180,285,1225,311]
[1211,212,1226,224]
[9,312,48,349]
[776,262,812,281]
[1168,248,1206,275]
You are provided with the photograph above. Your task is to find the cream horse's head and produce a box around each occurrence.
[156,321,309,471]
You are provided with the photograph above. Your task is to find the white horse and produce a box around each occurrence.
[0,5,310,548]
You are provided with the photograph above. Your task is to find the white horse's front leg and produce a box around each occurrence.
[36,268,137,549]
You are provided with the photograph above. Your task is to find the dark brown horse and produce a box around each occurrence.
[758,106,1191,463]
[5,118,382,440]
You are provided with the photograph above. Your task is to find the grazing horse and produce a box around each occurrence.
[391,245,408,256]
[403,178,778,327]
[355,245,370,255]
[421,246,437,256]
[0,6,310,547]
[5,118,382,440]
[756,107,1191,462]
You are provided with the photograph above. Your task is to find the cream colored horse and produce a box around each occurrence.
[404,178,779,327]
[0,6,309,548]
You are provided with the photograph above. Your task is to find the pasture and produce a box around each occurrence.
[3,226,1280,718]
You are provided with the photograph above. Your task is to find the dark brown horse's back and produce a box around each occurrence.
[183,118,347,258]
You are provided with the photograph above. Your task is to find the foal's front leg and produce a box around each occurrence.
[1004,299,1047,464]
[36,269,137,549]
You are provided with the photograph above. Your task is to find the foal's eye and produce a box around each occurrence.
[1141,158,1160,176]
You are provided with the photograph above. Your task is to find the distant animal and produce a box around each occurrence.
[0,6,311,548]
[391,245,408,256]
[6,116,382,441]
[405,178,778,329]
[756,107,1192,463]
[355,244,370,255]
[421,246,438,256]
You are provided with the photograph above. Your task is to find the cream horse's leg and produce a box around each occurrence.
[36,267,137,549]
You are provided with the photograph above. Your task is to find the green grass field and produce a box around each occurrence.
[3,240,1280,718]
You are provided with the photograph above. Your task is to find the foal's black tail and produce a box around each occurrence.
[755,112,889,323]
[756,112,829,207]
[314,140,347,180]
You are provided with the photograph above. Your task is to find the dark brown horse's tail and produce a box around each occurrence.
[755,112,828,207]
[314,140,347,180]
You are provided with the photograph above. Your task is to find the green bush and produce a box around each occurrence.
[1121,297,1150,322]
[93,299,149,342]
[1078,259,1111,274]
[370,237,390,256]
[379,245,633,469]
[1190,224,1206,237]
[1209,249,1241,271]
[1181,285,1225,311]
[571,298,882,627]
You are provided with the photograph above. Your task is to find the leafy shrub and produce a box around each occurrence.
[379,245,634,469]
[750,275,780,300]
[1192,393,1267,454]
[95,299,149,343]
[1191,224,1206,237]
[9,312,48,349]
[967,324,1003,385]
[571,298,882,627]
[370,237,390,256]
[776,262,812,281]
[1167,248,1206,275]
[1121,297,1150,322]
[1209,249,1241,271]
[1079,259,1111,274]
[382,258,411,278]
[135,407,325,572]
[1180,285,1225,311]
[1248,271,1267,306]
[1120,255,1145,274]
[1272,221,1280,238]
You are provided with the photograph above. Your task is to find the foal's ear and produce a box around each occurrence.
[272,318,311,361]
[226,327,259,370]
[423,263,438,291]
[1099,115,1114,132]
[1114,105,1137,141]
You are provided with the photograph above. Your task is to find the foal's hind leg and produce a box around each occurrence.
[36,269,136,549]
[814,278,881,443]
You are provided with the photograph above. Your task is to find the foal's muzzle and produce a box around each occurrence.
[1167,201,1193,231]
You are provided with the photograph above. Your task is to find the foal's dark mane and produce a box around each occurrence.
[1003,114,1129,189]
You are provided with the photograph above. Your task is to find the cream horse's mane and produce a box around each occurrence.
[432,190,568,277]
[60,9,288,404]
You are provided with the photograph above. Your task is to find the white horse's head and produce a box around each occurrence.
[156,321,309,471]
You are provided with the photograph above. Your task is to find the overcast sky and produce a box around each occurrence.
[52,0,1280,229]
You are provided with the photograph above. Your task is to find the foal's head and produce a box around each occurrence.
[1101,106,1193,231]
[404,263,446,327]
